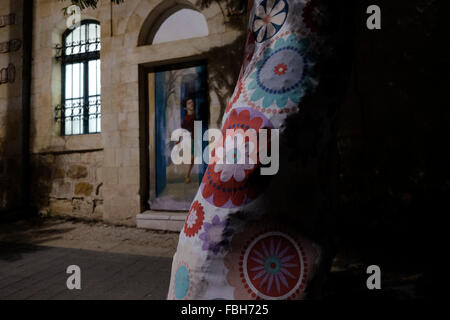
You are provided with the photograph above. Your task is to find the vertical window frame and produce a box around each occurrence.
[61,20,101,136]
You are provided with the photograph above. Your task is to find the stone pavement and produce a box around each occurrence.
[0,242,172,300]
[0,218,427,300]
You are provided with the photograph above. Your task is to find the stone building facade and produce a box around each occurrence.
[0,1,24,215]
[22,0,242,225]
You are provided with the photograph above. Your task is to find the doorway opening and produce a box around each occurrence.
[140,59,209,211]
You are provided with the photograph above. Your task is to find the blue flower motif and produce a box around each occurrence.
[247,34,315,109]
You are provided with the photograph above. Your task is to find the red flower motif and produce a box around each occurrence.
[201,108,272,208]
[245,234,303,298]
[184,201,205,237]
[224,222,321,300]
[274,63,288,75]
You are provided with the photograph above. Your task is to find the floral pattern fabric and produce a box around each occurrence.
[168,0,334,300]
[224,222,319,300]
[199,215,234,255]
[184,201,205,237]
[201,107,273,208]
[244,34,315,112]
[253,0,288,43]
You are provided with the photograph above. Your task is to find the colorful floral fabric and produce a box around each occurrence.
[199,215,234,255]
[201,107,273,208]
[168,0,335,300]
[245,35,314,111]
[253,0,288,43]
[168,241,205,300]
[184,201,205,237]
[224,222,319,300]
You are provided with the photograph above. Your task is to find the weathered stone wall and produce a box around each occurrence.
[0,1,23,215]
[30,0,240,224]
[31,150,103,219]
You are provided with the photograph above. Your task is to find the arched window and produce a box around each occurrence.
[153,9,208,44]
[60,20,101,135]
[139,6,209,46]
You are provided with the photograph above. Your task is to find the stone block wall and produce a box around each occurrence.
[0,0,23,215]
[30,0,241,225]
[31,150,103,219]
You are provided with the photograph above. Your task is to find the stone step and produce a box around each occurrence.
[136,211,187,232]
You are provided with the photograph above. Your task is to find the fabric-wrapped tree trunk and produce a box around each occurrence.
[167,0,351,300]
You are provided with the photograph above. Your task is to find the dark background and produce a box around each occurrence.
[206,0,446,299]
[328,0,446,299]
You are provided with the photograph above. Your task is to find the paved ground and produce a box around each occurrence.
[0,217,178,300]
[0,218,180,257]
[0,217,427,300]
[0,243,172,300]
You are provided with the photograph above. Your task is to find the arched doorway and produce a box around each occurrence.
[139,2,210,211]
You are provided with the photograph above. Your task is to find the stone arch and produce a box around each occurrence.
[135,0,209,46]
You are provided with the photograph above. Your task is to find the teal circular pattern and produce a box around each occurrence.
[257,46,305,94]
[265,256,282,275]
[246,34,315,110]
[174,265,190,299]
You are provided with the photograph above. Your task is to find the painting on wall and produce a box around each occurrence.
[148,63,209,211]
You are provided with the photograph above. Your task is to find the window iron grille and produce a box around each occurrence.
[55,20,101,136]
[55,98,101,135]
[54,36,101,61]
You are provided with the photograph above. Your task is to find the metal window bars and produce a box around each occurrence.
[54,21,101,136]
[54,36,101,61]
[55,97,101,135]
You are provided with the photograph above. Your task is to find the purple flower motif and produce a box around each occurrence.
[199,215,234,255]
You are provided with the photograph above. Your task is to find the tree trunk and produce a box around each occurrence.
[167,0,353,300]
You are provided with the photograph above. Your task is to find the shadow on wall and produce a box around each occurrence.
[206,32,246,126]
[194,0,249,127]
[0,0,24,220]
[28,148,104,221]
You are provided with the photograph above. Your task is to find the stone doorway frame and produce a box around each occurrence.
[138,55,209,213]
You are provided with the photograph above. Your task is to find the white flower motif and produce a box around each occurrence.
[214,133,256,183]
[186,209,198,228]
[253,0,287,42]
